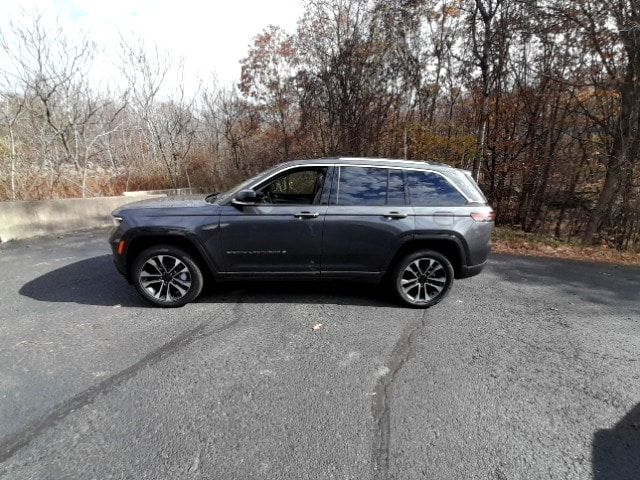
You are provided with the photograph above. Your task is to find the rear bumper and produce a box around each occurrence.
[459,260,487,279]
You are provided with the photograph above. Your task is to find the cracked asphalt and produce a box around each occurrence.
[0,229,639,479]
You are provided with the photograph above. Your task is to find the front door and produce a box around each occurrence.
[214,166,330,275]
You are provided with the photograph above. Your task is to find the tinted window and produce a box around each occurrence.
[406,171,466,206]
[387,170,406,206]
[337,167,388,206]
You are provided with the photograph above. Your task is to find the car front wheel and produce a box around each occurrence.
[391,250,454,308]
[131,245,204,307]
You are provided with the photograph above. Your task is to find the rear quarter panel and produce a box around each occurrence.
[413,205,493,266]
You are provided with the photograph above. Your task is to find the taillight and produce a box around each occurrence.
[471,211,495,222]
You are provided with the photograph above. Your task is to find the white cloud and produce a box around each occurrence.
[2,0,303,92]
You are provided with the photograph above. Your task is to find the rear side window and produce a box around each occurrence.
[336,167,408,206]
[406,171,467,206]
[387,170,406,205]
[445,169,487,203]
[337,167,387,205]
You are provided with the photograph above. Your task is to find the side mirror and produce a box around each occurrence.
[232,189,258,206]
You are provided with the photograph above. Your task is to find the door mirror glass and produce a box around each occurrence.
[232,189,258,206]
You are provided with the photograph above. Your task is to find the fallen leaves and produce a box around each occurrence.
[492,228,640,266]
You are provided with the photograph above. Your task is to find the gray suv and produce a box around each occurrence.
[109,158,494,308]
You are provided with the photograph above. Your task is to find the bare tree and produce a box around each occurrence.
[466,0,511,181]
[0,1,638,250]
[120,41,199,189]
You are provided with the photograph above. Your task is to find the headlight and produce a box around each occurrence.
[112,216,123,227]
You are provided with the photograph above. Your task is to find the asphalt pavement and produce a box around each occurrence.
[0,229,638,479]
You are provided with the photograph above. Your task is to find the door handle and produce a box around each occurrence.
[294,211,320,219]
[384,211,407,219]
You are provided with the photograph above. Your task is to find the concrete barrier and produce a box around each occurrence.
[0,194,164,242]
[123,187,207,196]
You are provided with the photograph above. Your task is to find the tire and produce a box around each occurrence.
[131,245,204,307]
[390,250,454,308]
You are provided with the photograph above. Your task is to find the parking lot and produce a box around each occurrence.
[0,229,639,479]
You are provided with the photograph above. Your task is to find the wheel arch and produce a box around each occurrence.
[384,233,469,279]
[124,230,215,281]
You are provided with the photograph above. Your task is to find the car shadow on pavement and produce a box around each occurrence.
[19,255,149,307]
[19,255,394,308]
[198,280,392,307]
[489,253,640,309]
[592,403,640,479]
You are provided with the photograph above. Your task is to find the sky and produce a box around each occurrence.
[2,0,304,91]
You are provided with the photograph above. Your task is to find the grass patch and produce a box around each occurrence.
[492,227,640,266]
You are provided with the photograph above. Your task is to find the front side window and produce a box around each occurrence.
[256,167,327,205]
[336,166,408,206]
[406,171,467,206]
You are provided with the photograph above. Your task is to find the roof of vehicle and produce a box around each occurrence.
[282,157,464,172]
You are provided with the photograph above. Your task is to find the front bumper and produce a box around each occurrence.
[109,227,128,278]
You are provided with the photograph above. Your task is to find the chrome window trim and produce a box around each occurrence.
[247,164,334,191]
[241,163,334,206]
[335,165,341,204]
[335,164,473,203]
[240,162,472,205]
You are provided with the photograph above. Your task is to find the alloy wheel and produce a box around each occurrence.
[139,254,192,303]
[400,257,447,304]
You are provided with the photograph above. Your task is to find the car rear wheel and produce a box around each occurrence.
[132,245,204,307]
[391,250,454,308]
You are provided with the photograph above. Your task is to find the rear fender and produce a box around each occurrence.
[382,232,470,279]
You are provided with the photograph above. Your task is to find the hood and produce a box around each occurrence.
[113,195,213,216]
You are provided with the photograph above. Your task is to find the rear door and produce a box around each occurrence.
[321,165,414,275]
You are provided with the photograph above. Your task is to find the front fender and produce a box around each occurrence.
[116,226,220,280]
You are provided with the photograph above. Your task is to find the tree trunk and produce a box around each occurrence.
[583,22,640,244]
[9,123,17,201]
